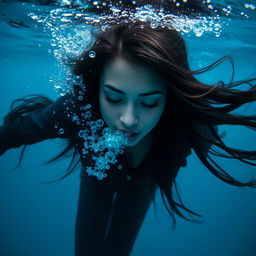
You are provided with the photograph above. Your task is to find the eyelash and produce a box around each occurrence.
[105,97,159,108]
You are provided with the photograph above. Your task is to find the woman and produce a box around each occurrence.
[1,21,256,256]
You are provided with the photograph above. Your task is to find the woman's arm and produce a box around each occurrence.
[0,94,78,155]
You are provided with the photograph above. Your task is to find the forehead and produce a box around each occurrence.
[99,57,167,93]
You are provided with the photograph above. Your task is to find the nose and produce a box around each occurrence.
[119,104,139,130]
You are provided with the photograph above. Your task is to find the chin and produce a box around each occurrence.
[125,134,144,147]
[125,139,139,147]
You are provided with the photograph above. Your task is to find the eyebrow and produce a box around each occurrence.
[103,84,164,96]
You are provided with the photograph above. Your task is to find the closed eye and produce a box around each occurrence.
[105,97,159,108]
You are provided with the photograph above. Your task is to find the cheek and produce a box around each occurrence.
[142,109,164,130]
[150,103,167,127]
[99,99,116,125]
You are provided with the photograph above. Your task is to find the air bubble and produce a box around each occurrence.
[105,151,116,164]
[79,129,89,138]
[58,128,65,135]
[101,24,109,31]
[215,32,221,37]
[92,1,99,5]
[150,20,158,28]
[84,111,92,119]
[96,172,107,180]
[244,3,256,10]
[96,119,105,127]
[50,39,57,46]
[89,50,96,58]
[72,75,83,85]
[110,6,121,13]
[84,141,89,149]
[214,24,221,31]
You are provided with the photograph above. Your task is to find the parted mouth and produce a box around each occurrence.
[118,129,140,137]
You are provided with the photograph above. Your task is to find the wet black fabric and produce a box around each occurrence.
[0,94,159,256]
[76,152,157,256]
[0,95,77,155]
[0,94,217,255]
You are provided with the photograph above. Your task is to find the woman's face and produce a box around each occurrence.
[99,56,168,147]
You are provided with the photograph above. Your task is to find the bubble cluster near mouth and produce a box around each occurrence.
[82,126,129,180]
[53,93,129,180]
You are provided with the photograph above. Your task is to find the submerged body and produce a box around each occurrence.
[0,55,200,254]
[0,90,190,255]
[1,10,256,256]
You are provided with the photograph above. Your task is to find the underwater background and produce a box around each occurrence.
[0,1,256,255]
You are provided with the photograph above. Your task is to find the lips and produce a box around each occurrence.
[119,129,139,135]
[128,132,139,140]
[118,129,140,139]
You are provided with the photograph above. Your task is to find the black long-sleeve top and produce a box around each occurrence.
[0,93,214,184]
[0,95,79,154]
[0,94,162,182]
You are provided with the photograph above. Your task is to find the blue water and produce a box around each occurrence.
[0,2,256,256]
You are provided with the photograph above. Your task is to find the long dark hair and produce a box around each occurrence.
[4,21,256,228]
